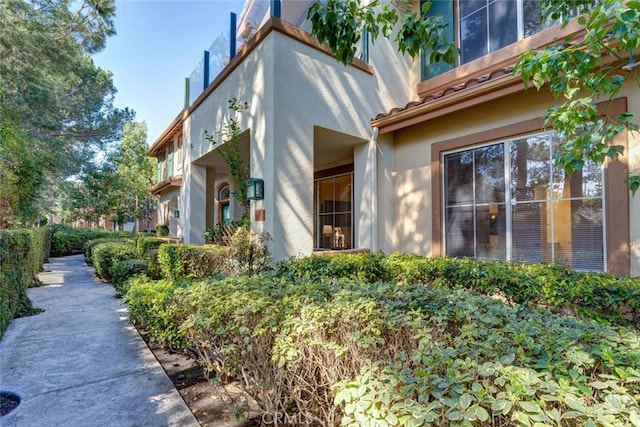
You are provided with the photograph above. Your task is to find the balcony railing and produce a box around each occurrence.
[185,0,316,106]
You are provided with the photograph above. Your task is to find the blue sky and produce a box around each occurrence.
[93,0,244,145]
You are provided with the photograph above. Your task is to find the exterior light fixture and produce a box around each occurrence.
[174,210,180,218]
[246,178,264,200]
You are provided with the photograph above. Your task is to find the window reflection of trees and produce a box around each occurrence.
[445,130,604,271]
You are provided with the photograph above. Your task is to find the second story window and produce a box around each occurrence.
[422,0,556,80]
[167,143,174,178]
[176,137,183,171]
[157,151,166,183]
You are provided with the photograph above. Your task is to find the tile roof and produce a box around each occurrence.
[374,67,515,121]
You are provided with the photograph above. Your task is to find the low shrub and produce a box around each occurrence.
[135,236,169,280]
[110,259,150,295]
[203,214,249,245]
[0,229,48,338]
[136,236,170,258]
[84,237,132,266]
[124,277,183,349]
[227,229,272,276]
[155,223,169,237]
[276,251,391,283]
[92,241,138,282]
[277,253,640,328]
[157,244,230,281]
[126,273,640,426]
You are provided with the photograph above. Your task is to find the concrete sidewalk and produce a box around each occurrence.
[0,255,199,427]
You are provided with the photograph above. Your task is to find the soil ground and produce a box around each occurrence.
[146,341,263,427]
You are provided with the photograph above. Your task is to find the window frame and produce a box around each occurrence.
[431,98,630,275]
[441,132,607,270]
[314,165,354,250]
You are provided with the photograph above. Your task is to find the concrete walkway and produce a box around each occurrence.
[0,255,199,427]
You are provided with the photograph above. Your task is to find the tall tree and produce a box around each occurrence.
[111,121,156,232]
[0,0,132,227]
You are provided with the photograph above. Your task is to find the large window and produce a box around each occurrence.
[314,173,353,250]
[443,131,605,271]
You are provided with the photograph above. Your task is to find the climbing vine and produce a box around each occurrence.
[205,98,250,213]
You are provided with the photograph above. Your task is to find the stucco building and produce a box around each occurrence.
[148,0,639,276]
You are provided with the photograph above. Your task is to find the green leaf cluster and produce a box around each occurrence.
[157,244,231,281]
[515,0,640,193]
[204,99,250,213]
[307,0,456,67]
[50,224,131,257]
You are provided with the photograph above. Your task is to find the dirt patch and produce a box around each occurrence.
[147,343,262,427]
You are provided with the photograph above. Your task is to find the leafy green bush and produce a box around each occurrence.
[92,241,138,282]
[136,236,170,257]
[203,214,249,244]
[135,236,169,280]
[0,229,48,338]
[157,244,230,281]
[110,259,150,296]
[277,253,640,328]
[227,229,272,276]
[50,225,130,257]
[277,251,390,283]
[84,237,133,266]
[124,277,183,349]
[124,272,640,426]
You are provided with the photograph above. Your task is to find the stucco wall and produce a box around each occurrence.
[182,24,415,261]
[620,81,640,276]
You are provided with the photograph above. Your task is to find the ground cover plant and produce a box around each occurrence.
[122,252,640,426]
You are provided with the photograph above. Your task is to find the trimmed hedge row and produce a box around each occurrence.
[50,224,131,257]
[0,228,49,338]
[277,252,640,328]
[125,272,640,426]
[157,244,231,281]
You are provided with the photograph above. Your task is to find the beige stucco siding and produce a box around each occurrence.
[181,26,415,261]
[620,81,640,276]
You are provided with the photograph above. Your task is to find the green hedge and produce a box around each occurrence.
[157,244,230,281]
[0,228,49,338]
[50,224,131,257]
[110,259,150,296]
[124,276,183,349]
[277,252,640,328]
[92,241,138,282]
[125,273,640,425]
[84,237,133,266]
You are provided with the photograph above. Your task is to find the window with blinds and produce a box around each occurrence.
[443,131,605,271]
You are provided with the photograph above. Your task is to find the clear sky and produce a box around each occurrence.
[92,0,245,146]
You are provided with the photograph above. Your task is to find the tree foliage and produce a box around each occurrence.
[307,0,456,66]
[56,121,155,229]
[515,0,640,194]
[0,0,132,227]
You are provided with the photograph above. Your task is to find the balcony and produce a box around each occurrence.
[185,0,318,106]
